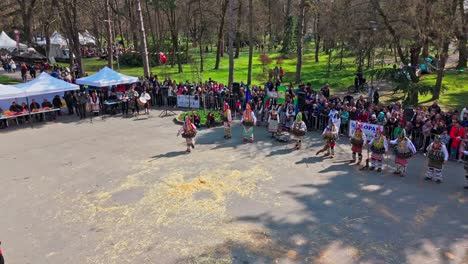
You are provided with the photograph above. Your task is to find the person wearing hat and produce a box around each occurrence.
[177,116,197,153]
[425,135,448,183]
[241,103,257,143]
[291,112,307,150]
[316,120,339,158]
[350,121,367,165]
[223,101,232,139]
[268,107,279,138]
[369,125,388,172]
[390,129,417,176]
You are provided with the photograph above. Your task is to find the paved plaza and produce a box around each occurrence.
[0,112,467,264]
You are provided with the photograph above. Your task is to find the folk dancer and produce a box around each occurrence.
[268,108,280,138]
[369,126,388,172]
[291,112,307,150]
[177,116,197,153]
[425,135,448,183]
[241,103,257,143]
[350,122,367,165]
[316,121,339,158]
[223,101,232,139]
[390,129,416,177]
[464,148,468,189]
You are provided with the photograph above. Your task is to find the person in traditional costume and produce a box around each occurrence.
[350,122,367,165]
[177,116,197,153]
[285,103,296,130]
[89,91,100,115]
[268,108,280,137]
[316,120,339,158]
[368,125,388,172]
[291,112,307,150]
[223,101,232,139]
[464,149,468,189]
[390,129,416,177]
[425,135,448,183]
[241,103,257,143]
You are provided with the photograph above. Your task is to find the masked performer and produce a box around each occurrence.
[241,103,257,143]
[223,101,232,139]
[390,129,416,177]
[350,122,367,165]
[177,116,197,153]
[291,112,307,150]
[316,121,339,158]
[425,135,448,183]
[368,125,388,172]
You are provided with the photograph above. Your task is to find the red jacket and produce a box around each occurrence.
[449,126,466,148]
[357,111,370,122]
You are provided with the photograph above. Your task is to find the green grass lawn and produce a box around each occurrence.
[64,45,467,110]
[0,75,20,85]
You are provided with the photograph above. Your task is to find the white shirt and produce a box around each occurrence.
[390,138,417,154]
[426,143,449,161]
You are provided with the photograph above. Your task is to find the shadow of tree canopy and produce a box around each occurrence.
[176,123,468,264]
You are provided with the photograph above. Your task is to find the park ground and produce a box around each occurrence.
[2,45,466,110]
[0,112,467,264]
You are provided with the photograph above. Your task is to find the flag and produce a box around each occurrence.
[245,86,252,105]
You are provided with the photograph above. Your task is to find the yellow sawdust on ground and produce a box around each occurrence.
[57,161,274,264]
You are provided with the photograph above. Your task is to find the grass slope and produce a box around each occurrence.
[68,47,467,109]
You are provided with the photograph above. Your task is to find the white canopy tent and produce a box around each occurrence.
[37,31,96,46]
[15,72,79,96]
[76,66,139,87]
[0,31,27,50]
[0,73,79,110]
[0,84,27,111]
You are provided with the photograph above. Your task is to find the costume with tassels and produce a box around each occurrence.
[369,126,388,172]
[390,129,416,176]
[241,103,257,143]
[177,116,197,153]
[350,122,367,165]
[291,112,307,149]
[316,121,339,158]
[425,135,448,183]
[268,108,279,137]
[223,101,232,139]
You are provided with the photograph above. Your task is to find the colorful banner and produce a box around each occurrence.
[349,120,382,141]
[277,86,286,104]
[177,95,200,109]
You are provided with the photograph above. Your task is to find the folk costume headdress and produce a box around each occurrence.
[243,103,253,122]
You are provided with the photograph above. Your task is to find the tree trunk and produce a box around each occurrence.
[105,0,113,69]
[144,0,156,46]
[433,0,458,99]
[198,0,204,72]
[215,0,229,70]
[456,0,467,69]
[267,0,272,51]
[295,0,305,84]
[247,0,253,85]
[314,13,320,62]
[235,0,243,59]
[136,0,150,77]
[227,0,235,87]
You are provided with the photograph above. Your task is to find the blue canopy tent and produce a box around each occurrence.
[75,66,139,87]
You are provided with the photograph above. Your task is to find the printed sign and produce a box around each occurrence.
[349,120,382,141]
[177,95,200,108]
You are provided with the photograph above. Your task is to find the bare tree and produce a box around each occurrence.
[227,0,235,86]
[215,0,229,70]
[247,0,253,85]
[136,0,151,77]
[295,0,306,84]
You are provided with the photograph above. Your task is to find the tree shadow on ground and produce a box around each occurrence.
[174,142,468,263]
